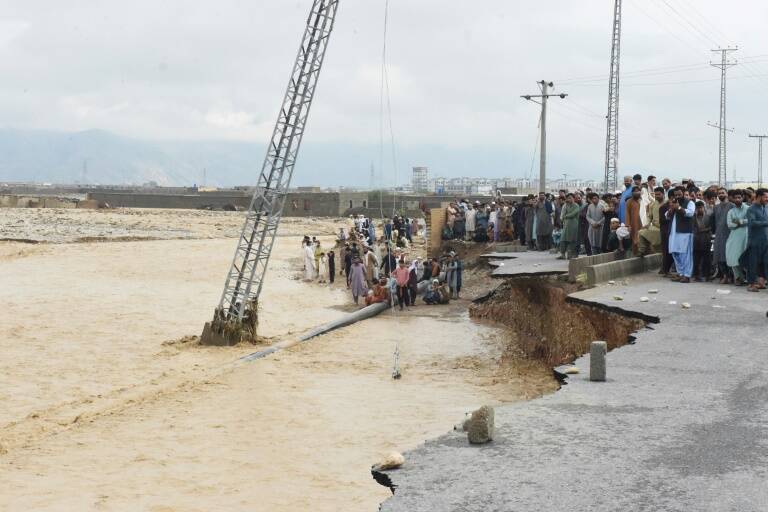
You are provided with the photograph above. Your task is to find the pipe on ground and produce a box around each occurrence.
[240,273,446,362]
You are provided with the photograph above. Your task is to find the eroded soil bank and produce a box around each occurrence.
[470,277,648,368]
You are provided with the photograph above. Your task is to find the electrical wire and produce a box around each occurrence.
[654,0,720,48]
[626,0,709,60]
[526,112,542,181]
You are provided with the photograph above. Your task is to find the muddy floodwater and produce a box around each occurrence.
[0,208,555,511]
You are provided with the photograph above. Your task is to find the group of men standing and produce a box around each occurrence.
[614,174,768,289]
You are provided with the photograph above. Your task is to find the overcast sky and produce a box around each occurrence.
[1,0,767,186]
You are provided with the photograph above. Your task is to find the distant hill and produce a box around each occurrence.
[0,128,533,188]
[0,129,262,187]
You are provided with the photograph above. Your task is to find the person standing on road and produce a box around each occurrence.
[713,187,734,283]
[658,190,675,276]
[586,192,605,255]
[726,190,749,285]
[349,257,368,304]
[303,240,317,281]
[637,187,664,257]
[667,188,695,283]
[558,193,580,260]
[344,246,353,287]
[626,186,643,256]
[392,259,411,310]
[317,252,328,284]
[745,189,768,292]
[618,175,635,223]
[692,201,713,282]
[465,204,477,242]
[327,250,336,284]
[535,192,554,251]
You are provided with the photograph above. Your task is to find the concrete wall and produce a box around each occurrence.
[0,194,78,209]
[428,206,448,257]
[87,192,252,210]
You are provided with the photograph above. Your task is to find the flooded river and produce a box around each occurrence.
[0,211,554,511]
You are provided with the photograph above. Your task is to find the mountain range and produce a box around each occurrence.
[0,128,532,188]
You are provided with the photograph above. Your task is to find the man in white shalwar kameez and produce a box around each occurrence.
[304,243,316,280]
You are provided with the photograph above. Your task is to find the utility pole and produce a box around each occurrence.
[710,47,738,186]
[369,162,375,190]
[604,0,622,193]
[521,81,567,193]
[749,134,768,188]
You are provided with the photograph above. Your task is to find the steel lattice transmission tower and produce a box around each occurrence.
[604,0,622,193]
[203,0,340,345]
[749,134,768,188]
[709,47,738,187]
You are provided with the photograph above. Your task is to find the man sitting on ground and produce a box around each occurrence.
[423,279,450,305]
[365,277,391,306]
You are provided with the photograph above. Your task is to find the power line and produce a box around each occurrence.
[566,73,768,88]
[626,0,708,60]
[556,55,768,85]
[653,0,720,48]
[675,0,734,46]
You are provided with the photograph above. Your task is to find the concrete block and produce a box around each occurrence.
[568,252,617,282]
[585,254,662,285]
[590,341,607,382]
[494,243,527,253]
[467,405,495,444]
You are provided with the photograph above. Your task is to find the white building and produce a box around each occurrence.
[411,166,430,193]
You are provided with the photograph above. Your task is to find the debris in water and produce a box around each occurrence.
[640,297,649,302]
[648,289,659,294]
[392,344,401,380]
[713,305,726,309]
[681,302,691,309]
[564,366,580,375]
[668,301,677,305]
[716,289,731,295]
[608,280,616,285]
[372,452,405,471]
[613,295,624,301]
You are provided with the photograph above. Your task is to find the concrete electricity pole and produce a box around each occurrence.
[709,47,738,186]
[749,134,768,188]
[521,81,567,193]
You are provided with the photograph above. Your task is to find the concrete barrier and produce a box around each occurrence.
[590,341,607,382]
[585,253,662,285]
[568,252,617,282]
[494,243,527,253]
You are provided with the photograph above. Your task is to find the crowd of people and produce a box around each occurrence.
[301,214,463,308]
[442,174,768,289]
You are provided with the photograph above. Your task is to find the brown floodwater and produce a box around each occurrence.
[0,211,555,511]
